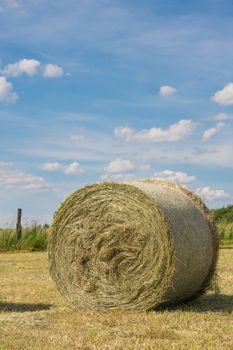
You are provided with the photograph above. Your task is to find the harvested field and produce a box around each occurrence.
[0,250,232,350]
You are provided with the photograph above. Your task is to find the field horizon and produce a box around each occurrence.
[1,204,233,252]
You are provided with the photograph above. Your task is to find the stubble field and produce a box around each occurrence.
[0,250,232,350]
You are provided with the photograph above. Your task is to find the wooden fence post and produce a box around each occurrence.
[16,208,22,241]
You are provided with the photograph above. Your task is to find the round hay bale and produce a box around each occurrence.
[48,180,218,311]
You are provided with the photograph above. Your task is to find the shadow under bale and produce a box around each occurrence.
[0,302,53,313]
[160,294,233,313]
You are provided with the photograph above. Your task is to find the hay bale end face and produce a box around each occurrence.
[48,180,218,311]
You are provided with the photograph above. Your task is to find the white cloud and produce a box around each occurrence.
[195,186,231,201]
[154,170,196,184]
[0,0,21,11]
[101,173,135,181]
[114,126,133,141]
[139,163,151,171]
[43,64,64,78]
[2,59,64,79]
[209,113,232,121]
[211,83,233,105]
[202,122,225,141]
[159,85,176,96]
[114,119,196,142]
[5,0,20,8]
[63,162,83,175]
[102,159,150,181]
[41,161,83,175]
[0,76,18,103]
[3,59,41,77]
[0,163,52,191]
[2,173,51,191]
[70,134,85,142]
[0,161,12,170]
[104,159,135,173]
[41,162,61,171]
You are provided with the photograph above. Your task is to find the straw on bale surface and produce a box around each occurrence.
[48,180,218,311]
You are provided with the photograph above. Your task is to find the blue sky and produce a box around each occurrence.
[1,0,233,225]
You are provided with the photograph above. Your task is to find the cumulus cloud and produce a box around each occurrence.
[0,76,18,103]
[104,159,135,173]
[102,159,135,181]
[0,161,12,170]
[202,122,225,141]
[209,113,232,121]
[154,170,196,184]
[63,162,82,175]
[6,0,20,8]
[2,59,64,78]
[159,85,176,96]
[0,163,52,191]
[0,0,21,12]
[139,164,151,171]
[3,59,41,77]
[211,83,233,105]
[0,59,63,103]
[195,186,231,201]
[70,134,85,142]
[101,173,135,181]
[41,161,83,175]
[114,126,133,141]
[41,162,60,171]
[102,160,151,181]
[114,120,196,142]
[43,64,64,78]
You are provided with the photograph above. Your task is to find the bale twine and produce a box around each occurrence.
[48,180,218,311]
